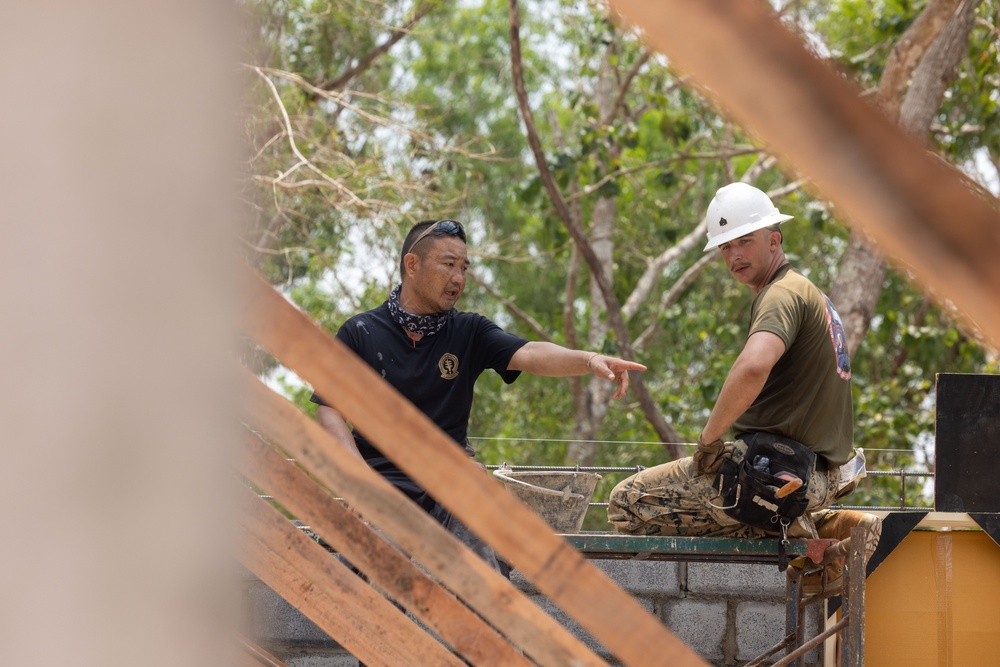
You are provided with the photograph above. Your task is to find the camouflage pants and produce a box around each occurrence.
[607,439,841,539]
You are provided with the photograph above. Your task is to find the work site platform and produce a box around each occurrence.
[563,531,868,666]
[563,532,815,564]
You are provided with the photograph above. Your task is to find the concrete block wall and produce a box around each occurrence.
[241,560,825,666]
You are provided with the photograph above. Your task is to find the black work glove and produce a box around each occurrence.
[694,434,735,476]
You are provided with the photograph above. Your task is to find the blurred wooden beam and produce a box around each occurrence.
[240,432,533,667]
[239,367,608,667]
[239,486,463,667]
[607,0,1000,346]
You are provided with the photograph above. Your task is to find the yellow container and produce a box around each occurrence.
[862,515,1000,666]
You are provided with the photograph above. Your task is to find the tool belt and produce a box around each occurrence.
[712,432,817,569]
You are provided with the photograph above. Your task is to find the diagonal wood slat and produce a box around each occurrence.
[239,485,464,667]
[238,636,291,667]
[239,267,709,667]
[240,367,608,667]
[240,430,533,667]
[607,0,1000,346]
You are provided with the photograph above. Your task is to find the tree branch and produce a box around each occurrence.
[319,1,440,93]
[877,0,965,122]
[830,0,980,356]
[253,66,367,208]
[635,252,716,350]
[600,49,652,125]
[467,271,554,343]
[256,66,509,163]
[621,177,803,323]
[509,0,683,452]
[562,138,760,205]
[621,210,705,321]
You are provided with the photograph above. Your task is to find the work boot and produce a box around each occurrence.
[798,510,881,595]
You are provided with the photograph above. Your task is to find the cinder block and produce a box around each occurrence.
[276,650,356,667]
[662,599,727,661]
[244,582,337,645]
[513,558,680,596]
[735,600,787,660]
[687,562,785,596]
[529,594,654,659]
[510,567,537,593]
[594,559,682,596]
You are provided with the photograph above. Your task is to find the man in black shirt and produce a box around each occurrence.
[312,219,646,576]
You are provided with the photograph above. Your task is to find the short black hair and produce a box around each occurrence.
[399,219,467,278]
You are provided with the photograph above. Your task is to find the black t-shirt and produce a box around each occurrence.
[311,302,529,503]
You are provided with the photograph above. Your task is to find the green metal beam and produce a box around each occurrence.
[562,532,811,564]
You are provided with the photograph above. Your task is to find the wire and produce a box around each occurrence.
[470,435,694,447]
[470,436,932,456]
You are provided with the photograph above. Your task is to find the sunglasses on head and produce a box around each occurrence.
[409,219,467,251]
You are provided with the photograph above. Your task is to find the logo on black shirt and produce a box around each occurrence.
[439,353,459,380]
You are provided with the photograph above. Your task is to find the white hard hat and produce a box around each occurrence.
[703,182,793,251]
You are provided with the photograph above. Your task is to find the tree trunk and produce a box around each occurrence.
[509,0,685,460]
[568,49,618,468]
[830,0,981,358]
[827,234,888,357]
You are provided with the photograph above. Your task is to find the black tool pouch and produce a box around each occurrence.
[712,432,817,570]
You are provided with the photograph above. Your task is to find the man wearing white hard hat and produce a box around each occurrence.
[608,183,880,594]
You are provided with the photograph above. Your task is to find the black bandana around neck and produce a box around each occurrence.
[387,284,452,337]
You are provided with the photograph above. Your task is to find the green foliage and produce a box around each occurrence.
[797,0,1000,505]
[938,3,1000,158]
[848,269,998,506]
[243,0,1000,517]
[816,0,1000,162]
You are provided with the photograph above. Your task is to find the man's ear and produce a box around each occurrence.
[402,251,419,277]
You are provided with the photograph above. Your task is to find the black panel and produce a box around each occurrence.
[866,511,927,576]
[934,374,1000,512]
[970,513,1000,548]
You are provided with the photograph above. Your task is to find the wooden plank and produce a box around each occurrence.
[238,270,709,667]
[239,368,608,667]
[240,431,533,667]
[607,0,1000,347]
[238,636,290,667]
[916,512,980,530]
[239,485,464,667]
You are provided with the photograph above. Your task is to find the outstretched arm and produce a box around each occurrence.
[315,404,364,460]
[507,341,647,400]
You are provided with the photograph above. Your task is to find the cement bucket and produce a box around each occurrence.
[493,467,602,533]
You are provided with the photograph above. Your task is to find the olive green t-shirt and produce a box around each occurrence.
[732,265,854,465]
